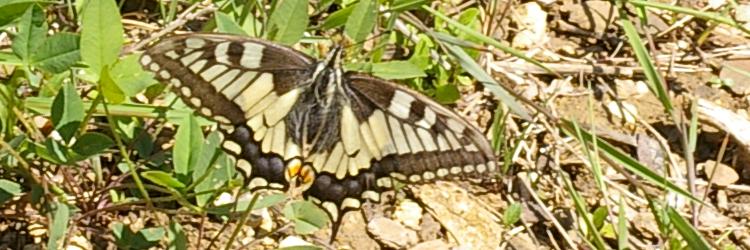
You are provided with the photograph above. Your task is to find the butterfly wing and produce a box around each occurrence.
[141,33,316,190]
[302,72,498,236]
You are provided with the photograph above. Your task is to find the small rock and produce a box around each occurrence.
[606,101,638,125]
[409,240,451,250]
[719,59,750,95]
[394,199,422,230]
[278,236,314,248]
[511,2,548,48]
[367,217,418,248]
[66,234,92,250]
[736,4,750,22]
[701,160,739,186]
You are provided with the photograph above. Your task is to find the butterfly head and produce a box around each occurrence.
[324,45,344,69]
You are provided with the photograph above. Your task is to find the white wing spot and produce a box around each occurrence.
[214,42,231,64]
[185,38,206,48]
[240,42,265,68]
[140,55,152,65]
[200,64,228,81]
[189,59,208,73]
[180,51,202,66]
[180,87,191,97]
[189,97,202,107]
[388,91,415,119]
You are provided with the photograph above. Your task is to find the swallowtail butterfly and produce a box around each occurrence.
[140,33,497,238]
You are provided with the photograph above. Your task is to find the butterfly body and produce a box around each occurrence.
[141,33,498,238]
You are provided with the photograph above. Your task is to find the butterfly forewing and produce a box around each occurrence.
[141,34,316,190]
[140,33,498,239]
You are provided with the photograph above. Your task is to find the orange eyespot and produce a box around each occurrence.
[299,165,315,185]
[285,159,303,181]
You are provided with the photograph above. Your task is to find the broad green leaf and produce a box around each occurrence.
[167,222,187,250]
[0,0,41,27]
[371,61,426,80]
[283,200,329,234]
[345,0,377,43]
[0,51,22,66]
[112,222,165,250]
[592,206,608,229]
[666,206,710,250]
[32,33,81,73]
[100,66,126,103]
[109,54,157,96]
[320,4,354,30]
[71,132,114,157]
[215,11,247,36]
[12,4,46,62]
[47,202,70,250]
[142,170,186,189]
[193,132,233,207]
[268,0,308,45]
[51,82,84,142]
[434,84,459,104]
[80,0,124,79]
[503,202,522,226]
[408,35,433,70]
[0,179,22,205]
[173,114,203,179]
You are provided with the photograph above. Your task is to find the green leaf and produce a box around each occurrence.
[32,33,81,74]
[71,132,114,157]
[80,0,124,79]
[0,0,41,28]
[442,43,532,120]
[47,202,70,250]
[345,0,377,43]
[268,0,309,45]
[112,223,165,250]
[283,200,329,234]
[109,54,157,96]
[666,206,710,250]
[0,84,11,133]
[173,114,203,180]
[51,82,84,142]
[12,4,46,62]
[0,179,22,205]
[167,222,187,250]
[142,170,187,189]
[100,66,126,103]
[503,202,522,226]
[215,11,247,36]
[370,60,426,80]
[193,132,233,207]
[320,4,354,30]
[434,83,459,104]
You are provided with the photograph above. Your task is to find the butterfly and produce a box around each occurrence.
[140,33,497,239]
